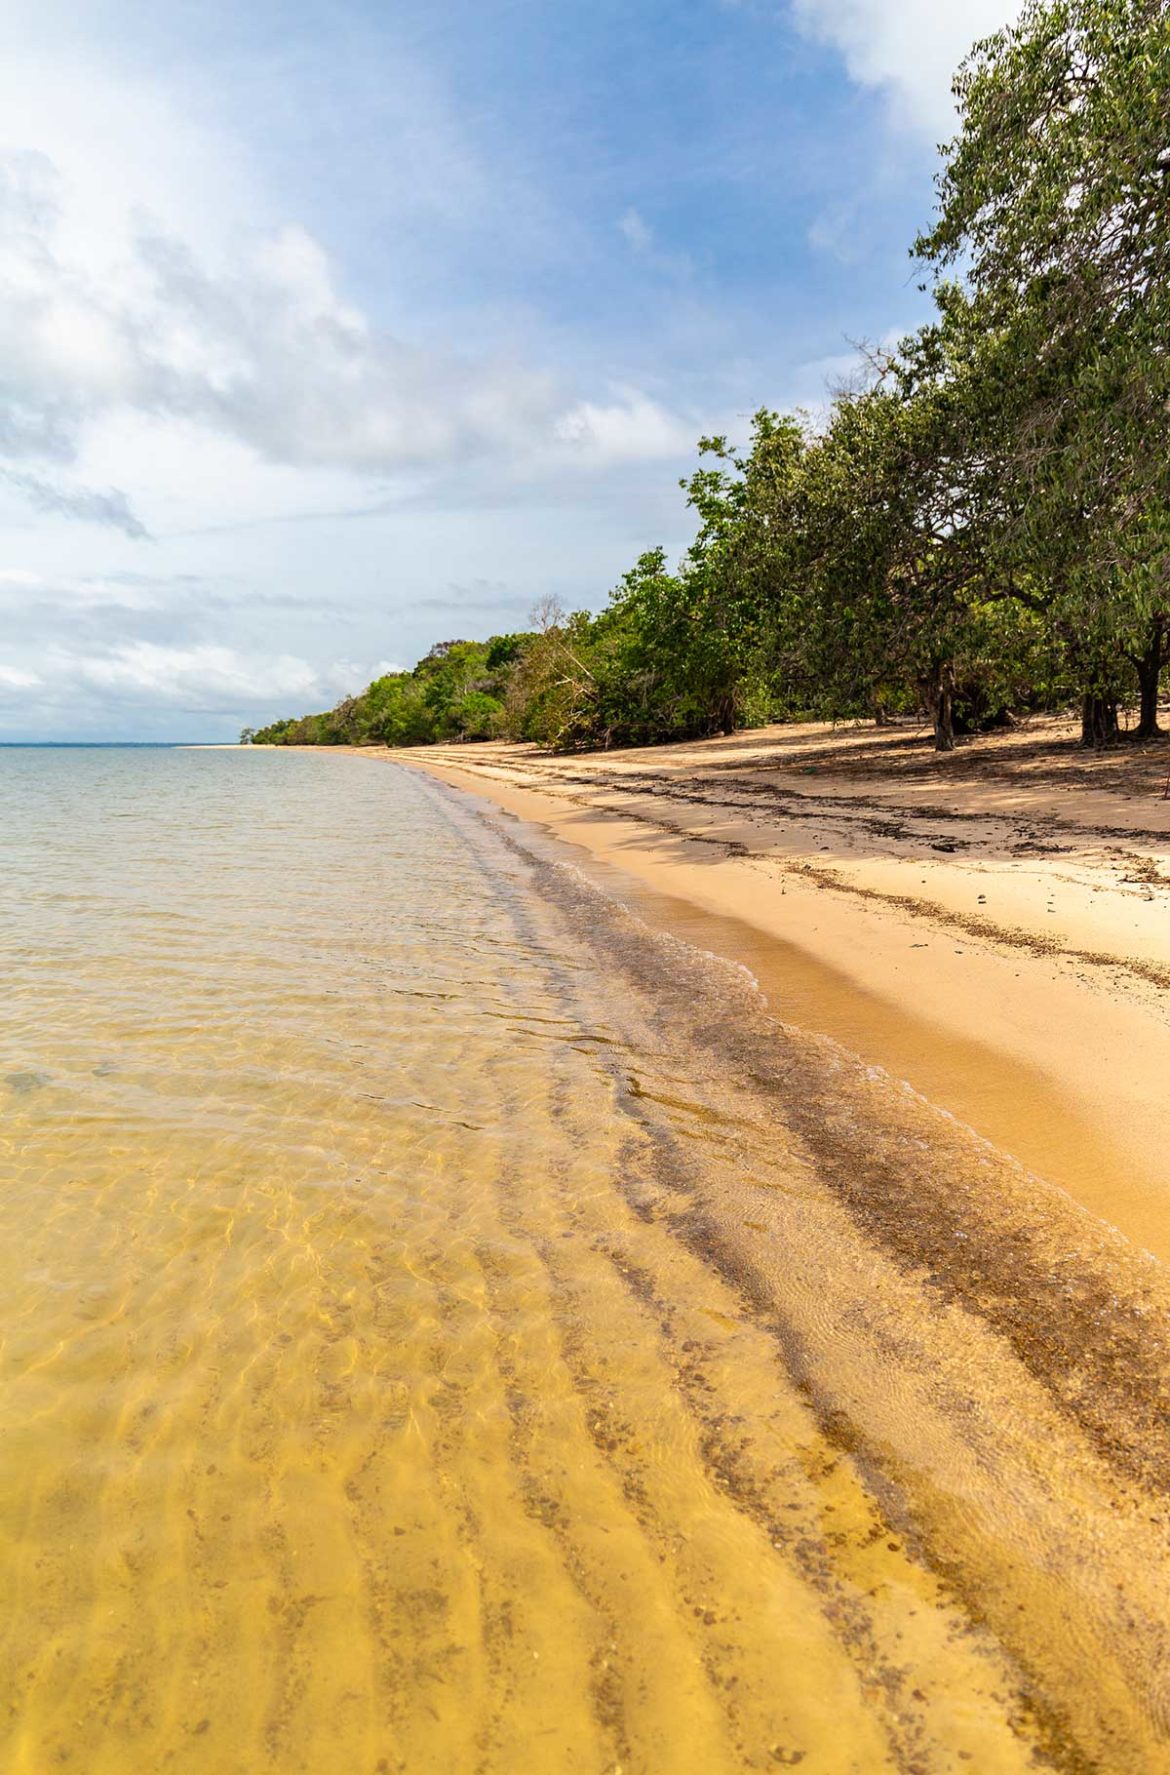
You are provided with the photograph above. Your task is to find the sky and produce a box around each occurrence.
[0,0,1021,740]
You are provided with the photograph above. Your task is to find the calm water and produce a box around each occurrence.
[3,747,1170,1773]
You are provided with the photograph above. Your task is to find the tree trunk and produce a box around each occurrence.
[873,703,890,728]
[1081,693,1119,747]
[922,667,956,752]
[1133,622,1166,740]
[935,685,955,752]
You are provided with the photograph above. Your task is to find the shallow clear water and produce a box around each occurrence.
[3,748,1170,1773]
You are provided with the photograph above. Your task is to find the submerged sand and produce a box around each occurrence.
[149,723,1170,1770]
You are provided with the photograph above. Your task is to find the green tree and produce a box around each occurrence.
[919,0,1170,740]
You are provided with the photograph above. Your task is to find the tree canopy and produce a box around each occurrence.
[250,0,1170,757]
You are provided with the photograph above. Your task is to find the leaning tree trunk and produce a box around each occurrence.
[1133,621,1166,740]
[1081,692,1119,747]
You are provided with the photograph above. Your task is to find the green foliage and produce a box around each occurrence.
[250,637,526,749]
[251,0,1170,756]
[917,0,1170,737]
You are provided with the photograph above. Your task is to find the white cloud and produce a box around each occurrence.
[0,560,408,728]
[0,23,715,736]
[791,0,1024,135]
[0,136,695,539]
[0,566,197,614]
[617,206,693,280]
[619,207,654,254]
[1,640,374,714]
[68,641,330,704]
[0,152,562,503]
[0,46,260,256]
[554,390,696,464]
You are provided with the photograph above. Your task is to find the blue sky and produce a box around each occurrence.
[0,0,1018,738]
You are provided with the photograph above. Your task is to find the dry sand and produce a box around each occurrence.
[383,713,1170,1265]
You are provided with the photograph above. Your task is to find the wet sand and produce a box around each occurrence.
[389,715,1170,1265]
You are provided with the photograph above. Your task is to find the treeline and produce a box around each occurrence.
[250,0,1170,756]
[246,635,529,749]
